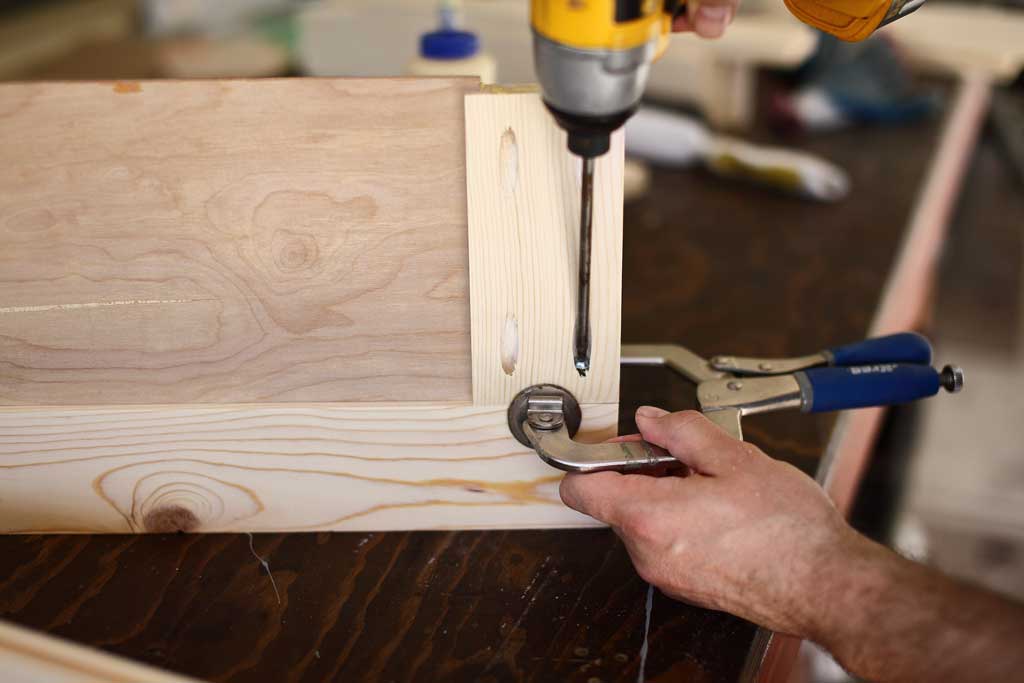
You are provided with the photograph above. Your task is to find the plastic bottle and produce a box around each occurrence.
[407,4,496,83]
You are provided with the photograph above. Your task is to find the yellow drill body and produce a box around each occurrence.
[531,0,924,374]
[530,0,672,52]
[532,0,922,53]
[785,0,926,41]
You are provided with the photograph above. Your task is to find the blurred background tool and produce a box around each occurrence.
[407,0,496,82]
[626,106,850,201]
[531,0,933,374]
[782,0,927,41]
[771,34,939,134]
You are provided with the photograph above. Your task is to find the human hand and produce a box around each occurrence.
[560,407,862,636]
[672,0,741,39]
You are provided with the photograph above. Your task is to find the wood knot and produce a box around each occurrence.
[143,506,200,533]
[273,230,319,272]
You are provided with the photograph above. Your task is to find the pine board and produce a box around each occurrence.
[0,402,613,533]
[465,92,623,405]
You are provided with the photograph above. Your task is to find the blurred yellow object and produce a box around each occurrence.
[783,0,924,42]
[533,0,921,53]
[530,0,673,52]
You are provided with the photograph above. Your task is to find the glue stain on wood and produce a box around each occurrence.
[113,81,142,94]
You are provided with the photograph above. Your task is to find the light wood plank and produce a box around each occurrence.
[824,75,991,518]
[0,402,613,533]
[0,619,201,683]
[758,77,991,683]
[465,91,623,405]
[0,77,478,405]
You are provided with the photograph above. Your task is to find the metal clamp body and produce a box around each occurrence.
[509,337,962,473]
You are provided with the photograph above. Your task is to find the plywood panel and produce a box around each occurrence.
[0,78,478,405]
[465,91,623,405]
[0,402,613,533]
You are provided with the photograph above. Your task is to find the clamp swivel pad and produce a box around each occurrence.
[507,384,678,473]
[507,384,582,448]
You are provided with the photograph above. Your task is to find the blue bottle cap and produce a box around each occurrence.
[420,29,479,60]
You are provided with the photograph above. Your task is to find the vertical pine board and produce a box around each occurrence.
[465,92,623,406]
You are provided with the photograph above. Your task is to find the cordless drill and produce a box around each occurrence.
[530,0,927,375]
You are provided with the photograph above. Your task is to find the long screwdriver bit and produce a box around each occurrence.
[574,157,595,377]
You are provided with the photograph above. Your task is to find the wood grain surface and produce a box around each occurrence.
[0,402,615,533]
[0,79,623,534]
[465,92,623,405]
[0,77,478,405]
[0,72,957,683]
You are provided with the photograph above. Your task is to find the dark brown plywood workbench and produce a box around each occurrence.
[0,78,954,682]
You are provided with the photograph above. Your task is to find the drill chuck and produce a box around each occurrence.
[544,104,635,158]
[532,31,655,157]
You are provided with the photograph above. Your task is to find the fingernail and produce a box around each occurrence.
[636,406,669,419]
[696,5,731,37]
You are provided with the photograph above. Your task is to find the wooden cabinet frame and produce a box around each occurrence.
[0,78,623,534]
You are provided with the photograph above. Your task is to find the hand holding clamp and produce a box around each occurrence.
[507,333,963,474]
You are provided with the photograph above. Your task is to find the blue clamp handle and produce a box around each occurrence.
[797,364,940,413]
[828,332,932,367]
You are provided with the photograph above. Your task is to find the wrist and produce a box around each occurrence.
[803,532,903,666]
[728,518,870,638]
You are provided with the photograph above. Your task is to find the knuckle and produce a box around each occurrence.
[674,410,707,427]
[664,410,706,450]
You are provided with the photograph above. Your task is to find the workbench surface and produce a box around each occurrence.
[0,81,952,682]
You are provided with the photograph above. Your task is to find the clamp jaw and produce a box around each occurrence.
[507,384,678,474]
[508,334,963,473]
